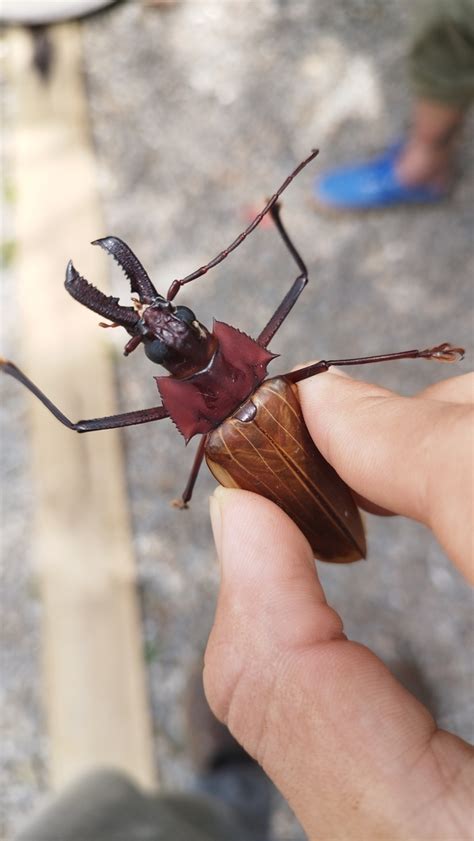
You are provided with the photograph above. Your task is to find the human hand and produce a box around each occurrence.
[204,371,474,841]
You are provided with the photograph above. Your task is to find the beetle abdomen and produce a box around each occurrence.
[205,376,366,563]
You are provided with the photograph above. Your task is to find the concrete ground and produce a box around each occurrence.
[1,1,473,839]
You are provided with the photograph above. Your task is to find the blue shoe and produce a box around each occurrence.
[313,143,448,210]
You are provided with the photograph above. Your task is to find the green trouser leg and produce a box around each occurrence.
[16,768,270,841]
[410,0,474,107]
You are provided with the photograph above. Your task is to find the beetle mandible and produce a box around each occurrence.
[1,150,464,563]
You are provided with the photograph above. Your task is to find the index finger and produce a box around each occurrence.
[418,372,474,404]
[297,372,473,581]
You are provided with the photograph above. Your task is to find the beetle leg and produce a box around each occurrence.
[286,344,465,384]
[172,435,207,509]
[257,202,308,348]
[1,359,169,432]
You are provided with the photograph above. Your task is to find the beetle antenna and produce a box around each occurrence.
[166,149,319,301]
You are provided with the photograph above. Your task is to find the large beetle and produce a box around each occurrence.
[1,151,463,562]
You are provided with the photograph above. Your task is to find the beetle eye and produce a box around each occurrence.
[144,337,170,364]
[175,306,195,324]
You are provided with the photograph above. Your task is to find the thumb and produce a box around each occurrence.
[205,487,345,727]
[204,486,347,831]
[204,488,472,840]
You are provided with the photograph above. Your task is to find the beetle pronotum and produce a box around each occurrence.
[1,150,464,562]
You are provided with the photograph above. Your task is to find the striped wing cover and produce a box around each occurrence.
[205,376,366,563]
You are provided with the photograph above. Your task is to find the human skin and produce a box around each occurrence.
[204,371,474,841]
[397,99,465,189]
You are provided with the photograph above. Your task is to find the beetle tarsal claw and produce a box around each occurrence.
[171,497,189,510]
[423,343,465,363]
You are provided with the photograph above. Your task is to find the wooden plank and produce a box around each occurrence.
[7,24,157,791]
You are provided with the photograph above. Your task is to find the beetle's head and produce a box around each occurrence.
[65,237,217,378]
[134,298,217,377]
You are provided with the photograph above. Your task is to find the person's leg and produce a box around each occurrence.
[395,99,464,188]
[397,0,474,187]
[313,0,474,209]
[409,0,474,110]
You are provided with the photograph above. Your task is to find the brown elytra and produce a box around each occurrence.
[205,376,366,563]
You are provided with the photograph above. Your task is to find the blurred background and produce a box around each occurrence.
[0,1,472,839]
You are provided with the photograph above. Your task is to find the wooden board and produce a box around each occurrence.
[7,23,157,791]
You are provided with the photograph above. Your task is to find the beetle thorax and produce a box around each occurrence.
[139,302,217,378]
[155,320,278,442]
